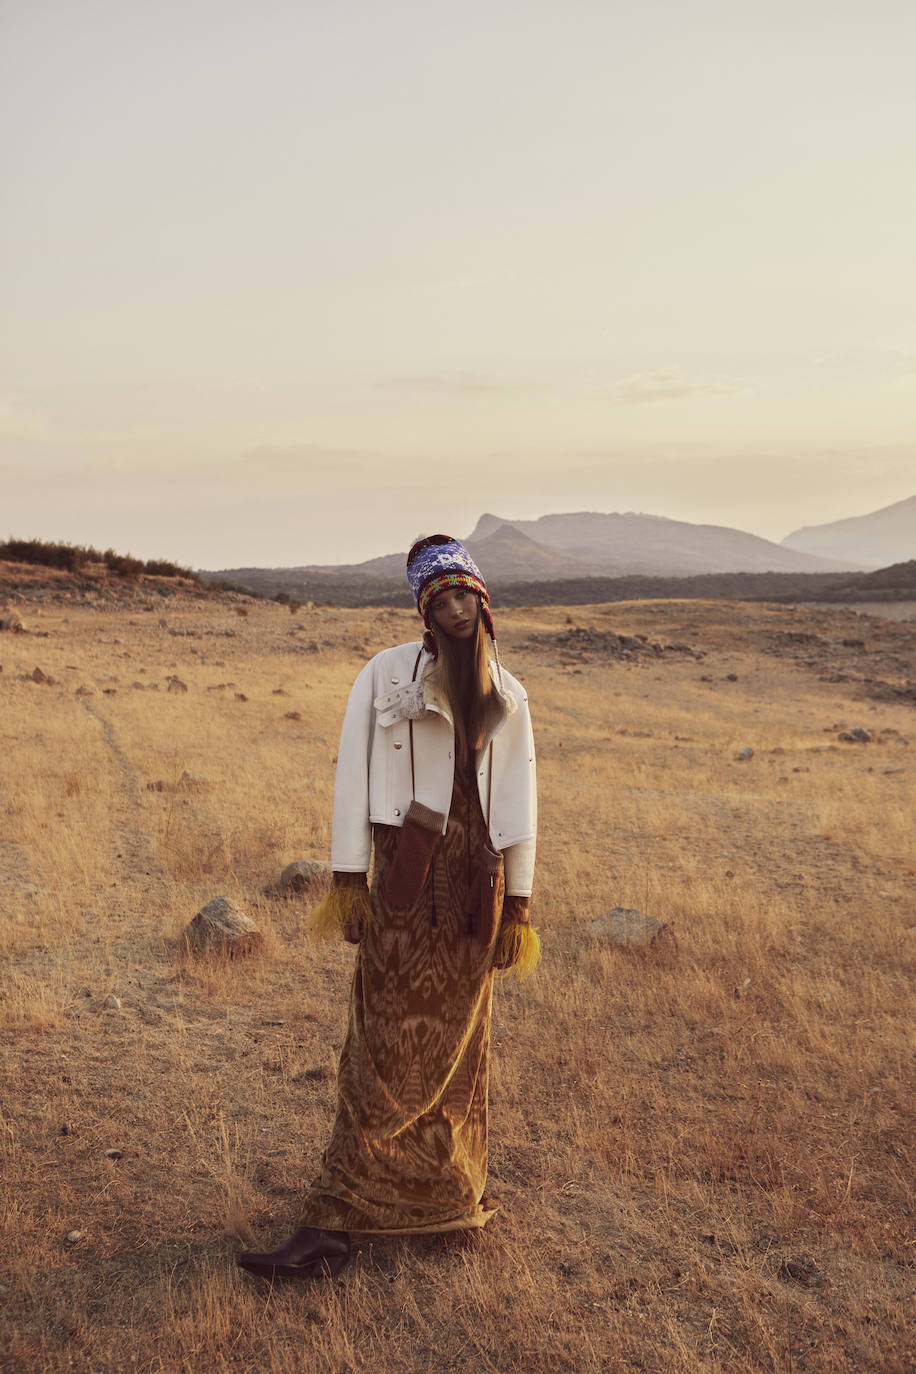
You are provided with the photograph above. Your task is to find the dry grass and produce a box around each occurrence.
[1,596,914,1373]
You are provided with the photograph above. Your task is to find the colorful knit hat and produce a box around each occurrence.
[406,534,495,643]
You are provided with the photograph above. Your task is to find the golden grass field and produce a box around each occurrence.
[1,590,914,1373]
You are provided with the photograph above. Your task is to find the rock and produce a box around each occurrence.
[105,1149,123,1160]
[178,770,210,790]
[60,1122,74,1135]
[31,666,54,684]
[65,1230,83,1243]
[589,908,668,947]
[726,673,738,682]
[103,994,121,1010]
[166,676,188,694]
[75,684,97,696]
[235,692,248,702]
[183,896,262,957]
[284,710,302,721]
[735,747,755,761]
[884,766,904,775]
[0,612,24,632]
[273,860,331,895]
[838,727,871,743]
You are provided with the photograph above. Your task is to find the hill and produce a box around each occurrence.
[782,492,916,567]
[462,511,861,575]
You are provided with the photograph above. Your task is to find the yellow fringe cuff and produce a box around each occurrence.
[493,921,541,979]
[307,884,373,941]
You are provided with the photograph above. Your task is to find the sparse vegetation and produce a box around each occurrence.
[198,560,916,610]
[0,597,913,1372]
[0,537,198,581]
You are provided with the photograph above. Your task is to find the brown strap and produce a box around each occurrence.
[408,647,422,801]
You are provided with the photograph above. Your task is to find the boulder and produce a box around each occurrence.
[183,896,262,956]
[0,612,24,632]
[838,727,871,743]
[270,860,331,896]
[589,908,668,947]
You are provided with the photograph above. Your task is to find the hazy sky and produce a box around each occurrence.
[3,0,914,567]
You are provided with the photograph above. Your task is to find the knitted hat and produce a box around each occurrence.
[406,534,495,645]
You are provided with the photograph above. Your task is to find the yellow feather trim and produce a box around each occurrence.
[493,921,541,979]
[307,885,373,940]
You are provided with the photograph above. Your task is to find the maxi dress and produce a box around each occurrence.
[298,734,503,1235]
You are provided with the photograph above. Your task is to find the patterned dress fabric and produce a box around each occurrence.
[299,738,503,1234]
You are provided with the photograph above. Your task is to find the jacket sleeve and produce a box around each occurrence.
[330,656,377,873]
[504,836,536,897]
[502,687,536,896]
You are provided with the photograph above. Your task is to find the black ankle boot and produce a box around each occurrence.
[236,1226,350,1280]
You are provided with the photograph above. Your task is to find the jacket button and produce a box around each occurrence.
[394,741,403,750]
[393,808,401,817]
[391,677,400,684]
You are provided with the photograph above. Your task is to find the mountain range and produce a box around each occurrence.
[781,494,916,568]
[309,510,876,582]
[203,494,914,586]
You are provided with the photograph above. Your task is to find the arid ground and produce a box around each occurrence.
[1,588,914,1373]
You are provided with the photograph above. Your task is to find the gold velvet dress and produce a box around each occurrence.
[299,738,502,1234]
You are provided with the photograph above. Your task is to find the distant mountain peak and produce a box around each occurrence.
[782,493,915,568]
[467,513,510,541]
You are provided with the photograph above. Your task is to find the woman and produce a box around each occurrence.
[237,534,539,1280]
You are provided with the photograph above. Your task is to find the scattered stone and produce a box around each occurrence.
[60,1122,74,1135]
[235,692,248,702]
[0,612,24,632]
[75,684,97,696]
[777,1256,822,1288]
[589,908,668,947]
[146,780,166,792]
[31,666,54,684]
[103,994,121,1010]
[735,747,755,761]
[166,676,188,694]
[884,766,904,775]
[725,673,739,682]
[284,710,302,721]
[272,687,288,695]
[838,727,872,743]
[183,896,262,957]
[271,860,331,896]
[65,1230,83,1244]
[105,1149,123,1160]
[178,770,210,790]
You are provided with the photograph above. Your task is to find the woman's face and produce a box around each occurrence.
[430,588,479,640]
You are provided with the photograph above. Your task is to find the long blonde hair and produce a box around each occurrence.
[428,603,498,750]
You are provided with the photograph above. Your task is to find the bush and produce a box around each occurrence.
[1,537,200,582]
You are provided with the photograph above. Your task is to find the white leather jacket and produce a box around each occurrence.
[331,641,537,896]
